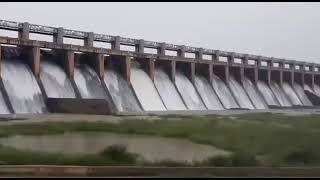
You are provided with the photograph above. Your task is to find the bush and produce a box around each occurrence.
[285,148,320,165]
[99,144,138,164]
[230,151,259,167]
[203,155,233,167]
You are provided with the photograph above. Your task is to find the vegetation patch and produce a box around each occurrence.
[0,113,319,166]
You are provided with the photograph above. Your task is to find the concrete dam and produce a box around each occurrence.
[0,19,319,115]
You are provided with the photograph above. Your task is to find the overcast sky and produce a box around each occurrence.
[1,2,320,63]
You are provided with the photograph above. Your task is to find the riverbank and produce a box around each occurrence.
[0,112,319,167]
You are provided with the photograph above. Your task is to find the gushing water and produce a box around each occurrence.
[154,68,186,110]
[104,69,142,112]
[194,75,224,110]
[40,60,76,98]
[282,82,302,106]
[228,77,255,109]
[74,64,107,99]
[313,84,320,97]
[243,78,268,109]
[1,59,46,113]
[270,81,292,107]
[0,92,9,114]
[131,67,166,111]
[257,81,279,106]
[304,84,314,93]
[211,74,239,109]
[293,83,312,106]
[175,71,206,110]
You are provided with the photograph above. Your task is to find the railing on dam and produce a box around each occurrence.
[0,19,319,73]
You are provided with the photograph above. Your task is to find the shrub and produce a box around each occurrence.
[203,155,233,167]
[99,144,138,164]
[230,151,259,167]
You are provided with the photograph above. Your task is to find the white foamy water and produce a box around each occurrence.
[228,77,255,109]
[304,84,314,93]
[154,69,186,110]
[257,81,279,107]
[211,74,239,109]
[175,71,206,110]
[1,59,46,113]
[313,84,320,97]
[104,69,142,112]
[194,75,224,110]
[40,60,76,98]
[243,78,268,109]
[130,67,166,111]
[270,81,292,107]
[0,92,9,114]
[293,83,312,106]
[74,64,107,99]
[282,82,303,106]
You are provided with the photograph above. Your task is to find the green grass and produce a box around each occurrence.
[0,112,320,166]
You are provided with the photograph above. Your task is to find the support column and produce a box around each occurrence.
[18,22,29,40]
[65,50,75,79]
[190,62,195,84]
[112,36,120,50]
[267,61,272,85]
[279,70,283,86]
[170,60,176,82]
[311,65,315,89]
[291,71,294,86]
[54,27,64,44]
[30,46,41,78]
[157,42,166,56]
[147,58,155,81]
[243,55,248,65]
[213,50,220,62]
[312,74,315,89]
[254,68,258,85]
[195,48,203,61]
[225,65,229,82]
[227,53,235,64]
[267,69,271,85]
[178,46,186,58]
[136,39,144,54]
[240,67,244,83]
[84,32,94,47]
[301,73,305,86]
[124,56,131,82]
[94,53,105,80]
[208,64,213,84]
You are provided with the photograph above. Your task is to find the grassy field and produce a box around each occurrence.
[0,112,319,166]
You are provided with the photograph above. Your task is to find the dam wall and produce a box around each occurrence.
[0,19,319,115]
